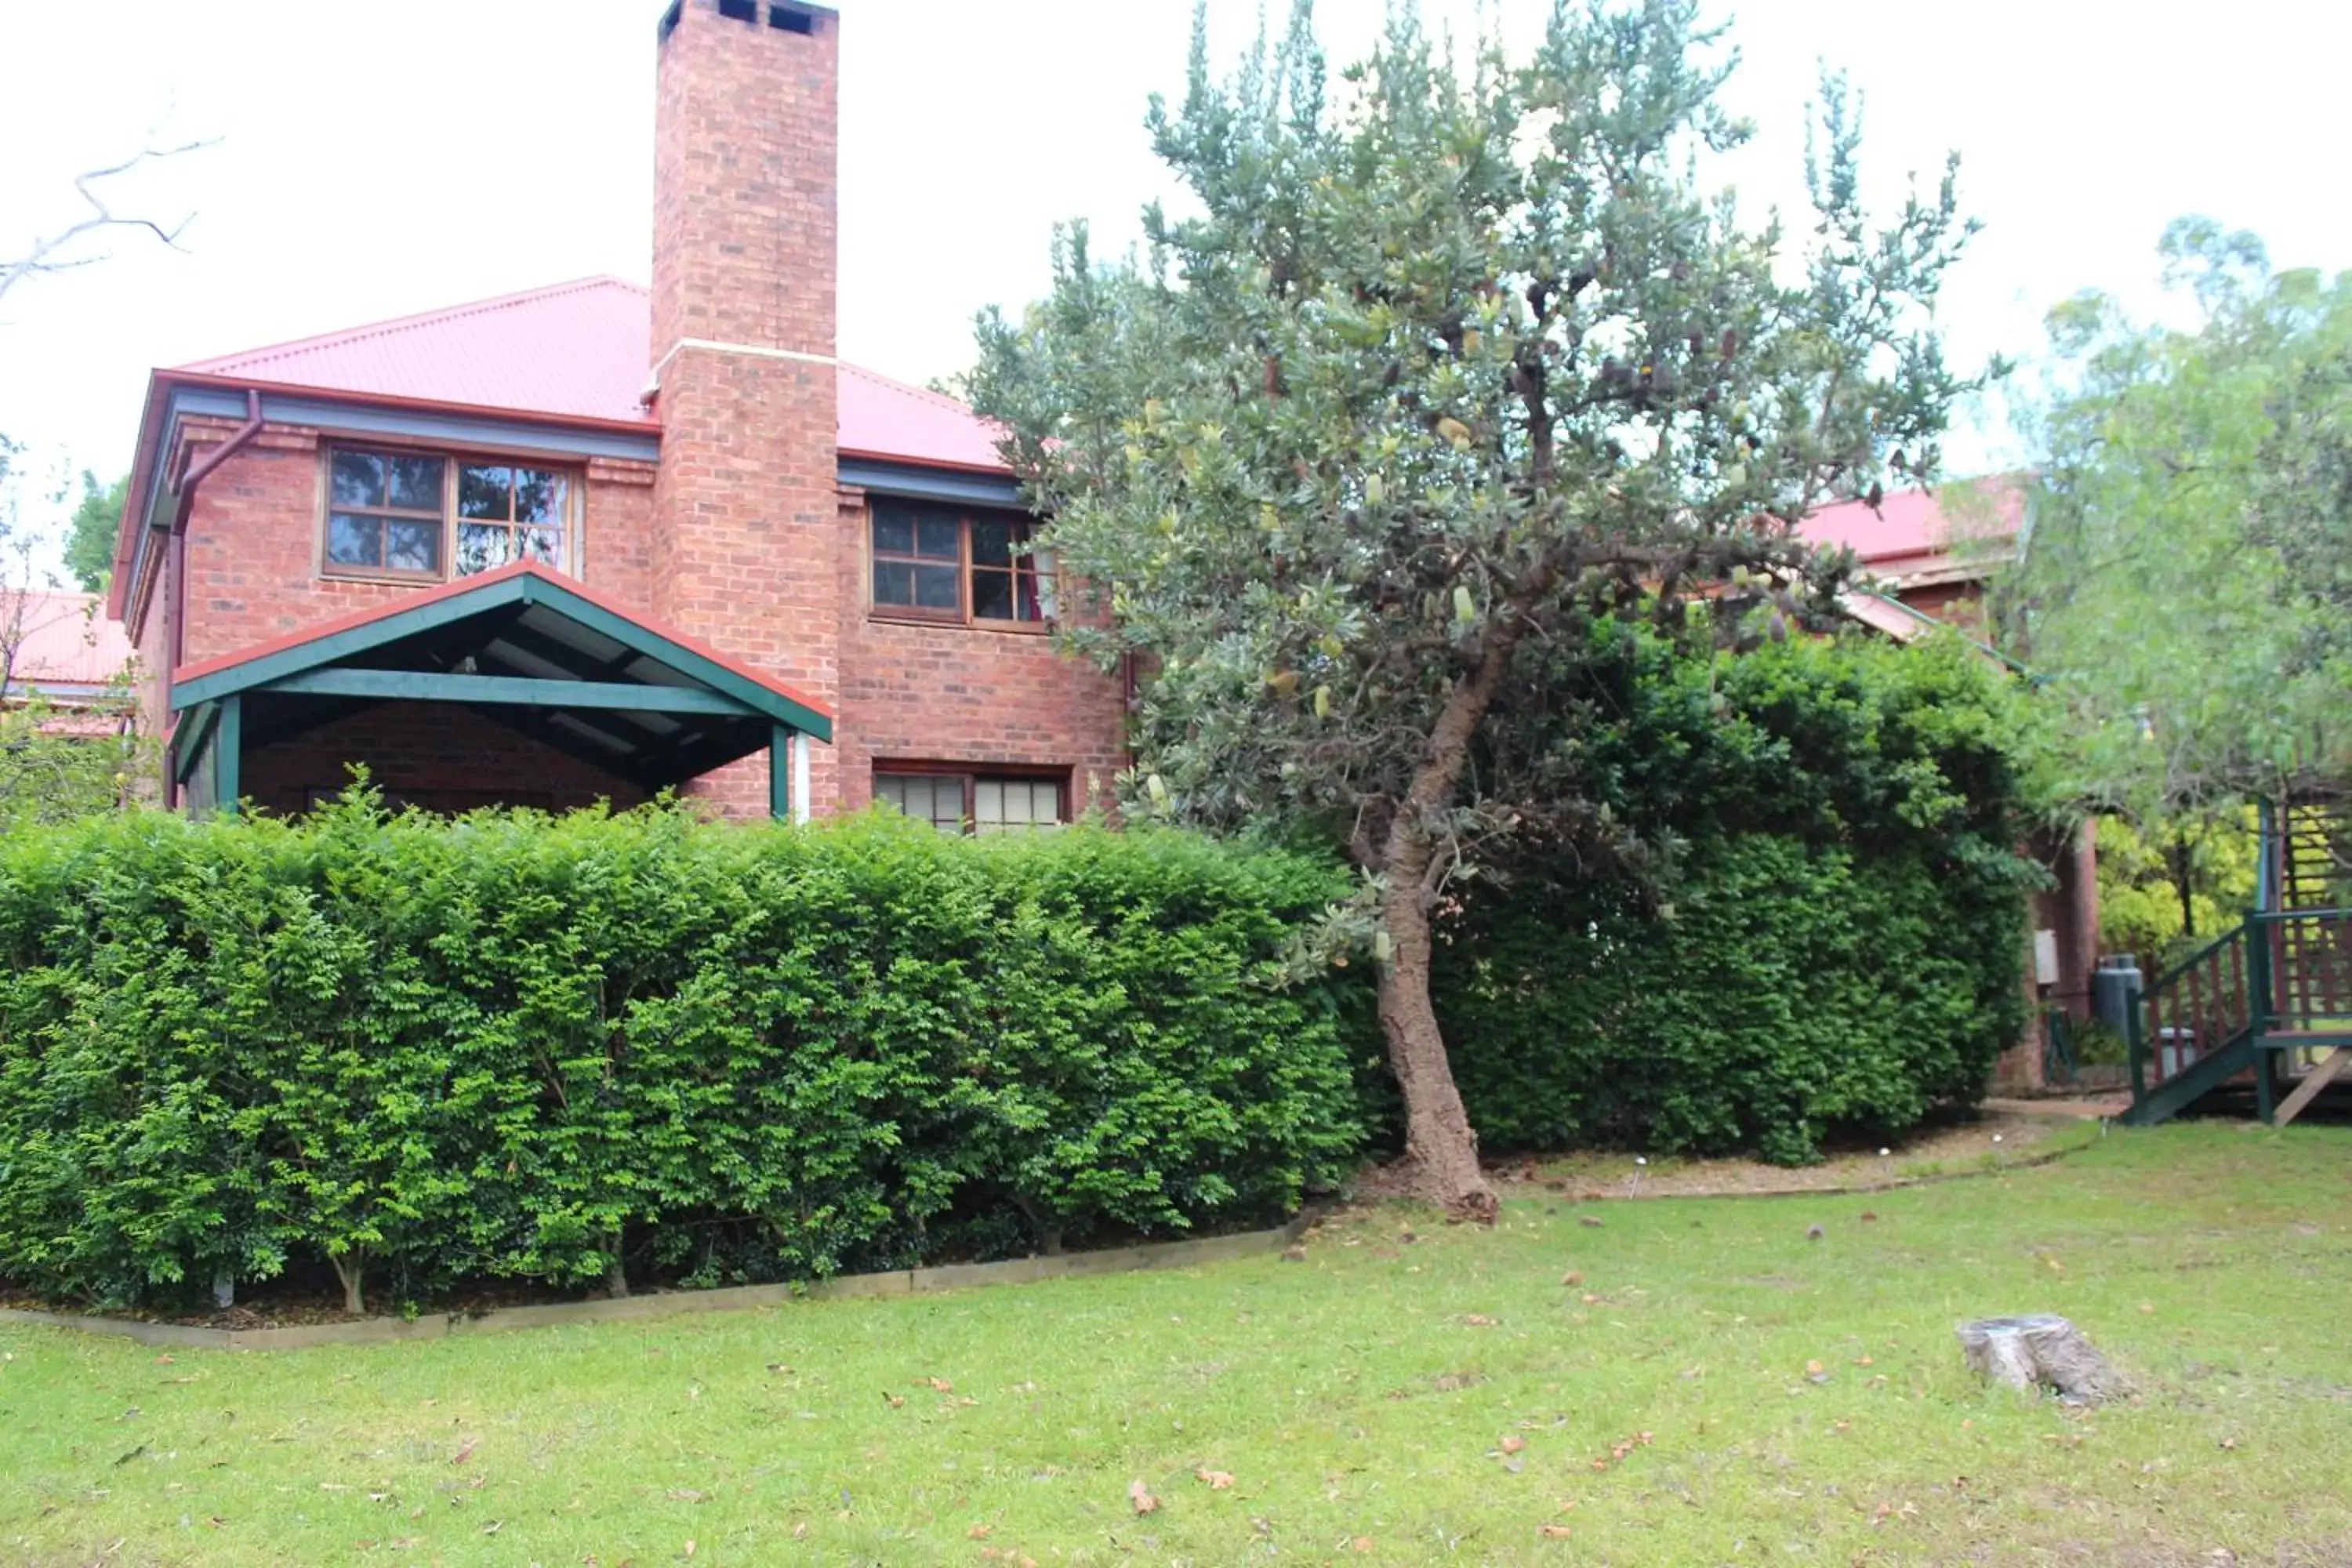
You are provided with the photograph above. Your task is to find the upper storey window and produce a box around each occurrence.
[869,499,1052,628]
[323,448,575,583]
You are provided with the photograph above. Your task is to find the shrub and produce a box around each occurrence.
[1432,630,2038,1163]
[0,799,1363,1311]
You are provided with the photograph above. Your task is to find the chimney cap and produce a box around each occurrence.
[660,0,837,45]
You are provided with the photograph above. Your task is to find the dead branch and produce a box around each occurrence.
[0,140,216,306]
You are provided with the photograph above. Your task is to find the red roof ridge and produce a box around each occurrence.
[179,276,651,377]
[837,358,978,416]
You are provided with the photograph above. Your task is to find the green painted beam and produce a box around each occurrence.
[257,668,764,716]
[770,726,792,821]
[516,575,833,743]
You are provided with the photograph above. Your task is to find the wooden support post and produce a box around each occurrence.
[2257,1040,2277,1124]
[2274,1046,2349,1127]
[769,725,792,822]
[2249,914,2270,1022]
[216,694,242,818]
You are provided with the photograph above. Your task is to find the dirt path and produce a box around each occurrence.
[1478,1109,2100,1201]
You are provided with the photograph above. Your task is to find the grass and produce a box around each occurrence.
[4,1121,2349,1566]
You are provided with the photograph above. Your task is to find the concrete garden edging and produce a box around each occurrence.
[0,1215,1314,1352]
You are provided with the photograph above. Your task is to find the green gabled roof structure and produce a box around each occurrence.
[168,561,831,819]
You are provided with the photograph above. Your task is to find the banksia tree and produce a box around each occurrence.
[971,0,1980,1217]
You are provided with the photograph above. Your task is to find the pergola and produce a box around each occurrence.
[167,562,832,818]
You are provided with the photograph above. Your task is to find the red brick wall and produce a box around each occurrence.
[170,420,662,672]
[241,700,648,818]
[648,0,843,818]
[831,492,1126,816]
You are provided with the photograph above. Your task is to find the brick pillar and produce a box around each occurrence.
[648,0,842,815]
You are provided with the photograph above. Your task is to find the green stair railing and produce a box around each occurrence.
[2126,920,2255,1112]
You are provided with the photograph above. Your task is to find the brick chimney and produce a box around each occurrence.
[648,0,841,813]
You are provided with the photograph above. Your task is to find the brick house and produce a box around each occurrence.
[1798,477,2024,639]
[103,0,1127,827]
[1800,479,2100,1076]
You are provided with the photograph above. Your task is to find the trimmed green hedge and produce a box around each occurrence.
[0,800,1363,1311]
[1434,632,2037,1164]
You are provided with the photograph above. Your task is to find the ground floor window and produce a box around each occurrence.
[874,768,1066,835]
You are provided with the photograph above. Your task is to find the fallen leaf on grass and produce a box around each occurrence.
[667,1489,706,1503]
[1561,1271,1584,1287]
[1499,1436,1527,1456]
[481,1519,503,1535]
[1196,1468,1235,1490]
[927,1377,953,1392]
[884,1393,905,1408]
[1539,1523,1573,1537]
[1352,1537,1375,1552]
[452,1438,478,1465]
[1128,1479,1160,1515]
[790,1521,809,1539]
[1578,1215,1605,1229]
[1460,1313,1500,1327]
[967,1523,993,1539]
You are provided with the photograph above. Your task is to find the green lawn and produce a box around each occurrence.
[5,1122,2349,1566]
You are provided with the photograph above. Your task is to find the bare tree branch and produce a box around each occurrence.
[0,140,217,306]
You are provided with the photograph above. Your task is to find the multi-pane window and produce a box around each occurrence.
[869,499,1051,626]
[328,451,448,578]
[323,448,575,583]
[874,770,1065,835]
[458,465,570,575]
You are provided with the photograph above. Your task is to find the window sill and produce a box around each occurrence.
[321,566,573,590]
[867,610,1055,636]
[319,568,450,589]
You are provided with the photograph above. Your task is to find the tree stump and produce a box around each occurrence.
[1956,1315,2129,1403]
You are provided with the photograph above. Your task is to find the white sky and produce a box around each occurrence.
[4,0,2349,567]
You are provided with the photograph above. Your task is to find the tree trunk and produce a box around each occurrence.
[605,1229,630,1299]
[2172,831,2197,938]
[1366,633,1519,1224]
[328,1251,365,1317]
[1377,841,1497,1223]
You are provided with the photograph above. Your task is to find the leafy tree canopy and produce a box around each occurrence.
[64,470,126,593]
[971,0,1984,1214]
[2001,220,2352,819]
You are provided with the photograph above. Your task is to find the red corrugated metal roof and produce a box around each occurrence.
[7,591,135,688]
[1796,479,2024,576]
[175,277,1008,472]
